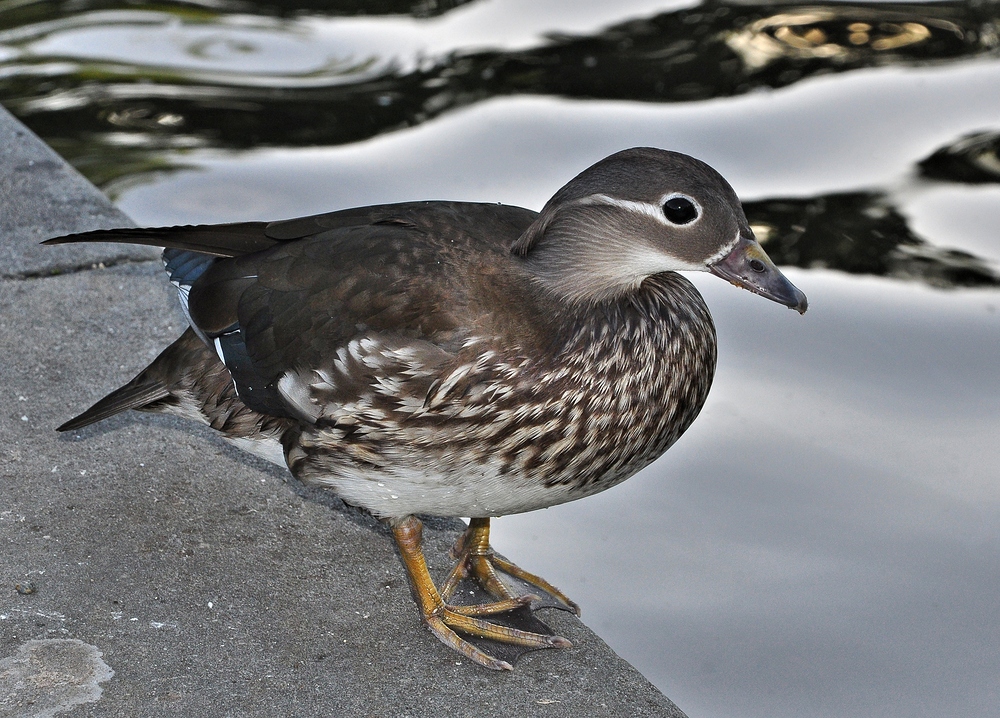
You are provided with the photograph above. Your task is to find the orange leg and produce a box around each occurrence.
[442,517,580,615]
[391,515,572,670]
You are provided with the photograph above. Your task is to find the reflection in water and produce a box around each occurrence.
[725,7,969,71]
[1,2,997,154]
[919,130,1000,184]
[0,0,476,23]
[745,192,1000,289]
[487,3,994,103]
[232,0,478,17]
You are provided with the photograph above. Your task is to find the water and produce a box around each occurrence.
[3,1,999,716]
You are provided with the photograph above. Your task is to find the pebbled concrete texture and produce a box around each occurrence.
[0,104,687,716]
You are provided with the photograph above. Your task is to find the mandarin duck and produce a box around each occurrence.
[46,148,806,670]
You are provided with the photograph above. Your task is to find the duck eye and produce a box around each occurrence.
[662,196,698,224]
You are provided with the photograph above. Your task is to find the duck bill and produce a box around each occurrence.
[709,234,808,314]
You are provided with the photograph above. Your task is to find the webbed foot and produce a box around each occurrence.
[391,515,575,670]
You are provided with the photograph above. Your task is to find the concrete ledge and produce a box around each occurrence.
[0,102,687,716]
[0,103,157,277]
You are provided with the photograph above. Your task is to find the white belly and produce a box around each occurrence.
[305,458,596,518]
[223,434,589,517]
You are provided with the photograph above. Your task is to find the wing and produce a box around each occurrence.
[190,221,476,419]
[46,201,540,422]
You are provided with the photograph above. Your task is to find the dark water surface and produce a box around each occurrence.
[3,1,999,715]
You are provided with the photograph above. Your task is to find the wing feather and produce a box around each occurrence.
[48,202,541,423]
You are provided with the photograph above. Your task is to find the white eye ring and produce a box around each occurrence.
[661,193,701,225]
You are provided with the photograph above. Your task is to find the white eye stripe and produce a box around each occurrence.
[579,193,703,226]
[705,231,741,265]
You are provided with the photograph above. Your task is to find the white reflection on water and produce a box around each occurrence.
[901,184,1000,265]
[22,14,397,84]
[9,0,697,83]
[494,271,1000,718]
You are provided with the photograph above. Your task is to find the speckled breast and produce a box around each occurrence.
[284,271,717,519]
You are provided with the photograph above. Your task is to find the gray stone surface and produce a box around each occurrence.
[0,106,687,715]
[0,102,156,277]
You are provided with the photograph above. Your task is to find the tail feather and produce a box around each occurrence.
[42,223,278,258]
[57,380,171,432]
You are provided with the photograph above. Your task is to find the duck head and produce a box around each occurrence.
[513,147,807,313]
